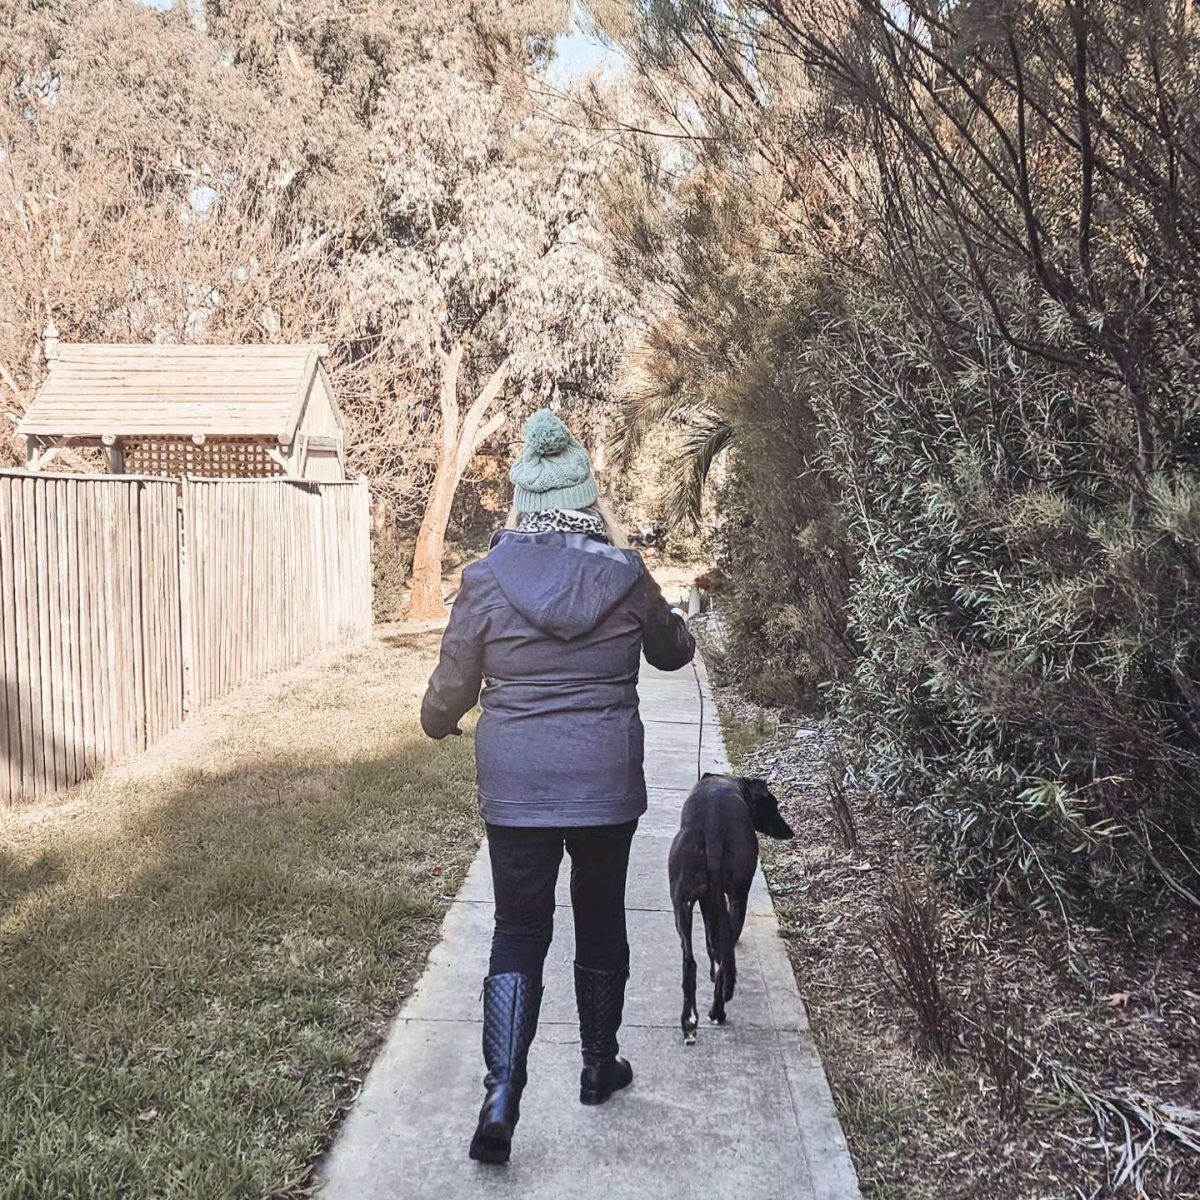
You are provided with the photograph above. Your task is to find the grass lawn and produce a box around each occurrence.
[0,627,481,1200]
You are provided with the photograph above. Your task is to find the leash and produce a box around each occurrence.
[676,592,705,781]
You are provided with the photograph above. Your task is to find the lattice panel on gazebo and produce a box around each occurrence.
[124,438,283,478]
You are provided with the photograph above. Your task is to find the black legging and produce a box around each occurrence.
[486,819,637,986]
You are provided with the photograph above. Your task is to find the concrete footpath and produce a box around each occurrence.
[317,658,860,1200]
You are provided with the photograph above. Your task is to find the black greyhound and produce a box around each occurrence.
[667,773,794,1042]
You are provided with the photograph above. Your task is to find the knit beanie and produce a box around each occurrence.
[509,409,599,512]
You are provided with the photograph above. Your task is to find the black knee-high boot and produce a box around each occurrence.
[469,973,542,1164]
[574,963,634,1105]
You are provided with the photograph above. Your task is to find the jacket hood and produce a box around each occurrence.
[486,530,644,641]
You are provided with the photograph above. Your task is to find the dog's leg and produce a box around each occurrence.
[675,900,699,1044]
[698,893,719,982]
[729,877,752,945]
[708,894,734,1025]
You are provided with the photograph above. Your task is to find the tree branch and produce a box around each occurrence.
[455,356,510,475]
[471,408,508,455]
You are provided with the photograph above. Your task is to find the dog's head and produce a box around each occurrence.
[739,777,794,840]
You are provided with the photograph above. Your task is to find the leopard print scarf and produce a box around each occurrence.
[515,507,608,541]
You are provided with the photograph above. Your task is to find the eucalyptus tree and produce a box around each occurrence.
[350,46,639,617]
[207,0,638,614]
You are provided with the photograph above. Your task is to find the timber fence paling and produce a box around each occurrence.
[60,482,78,783]
[6,479,23,795]
[0,480,16,802]
[49,480,65,786]
[88,483,108,772]
[99,483,117,766]
[127,482,145,752]
[73,479,92,778]
[176,476,371,710]
[0,473,371,805]
[23,477,43,794]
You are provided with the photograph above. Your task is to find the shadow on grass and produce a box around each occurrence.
[379,629,447,653]
[0,729,482,1200]
[0,845,65,917]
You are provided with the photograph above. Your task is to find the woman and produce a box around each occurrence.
[421,409,695,1164]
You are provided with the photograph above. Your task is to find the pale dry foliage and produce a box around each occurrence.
[355,54,637,397]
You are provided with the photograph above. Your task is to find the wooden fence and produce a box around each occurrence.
[0,472,371,804]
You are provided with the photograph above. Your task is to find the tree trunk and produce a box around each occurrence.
[407,347,509,620]
[408,458,458,619]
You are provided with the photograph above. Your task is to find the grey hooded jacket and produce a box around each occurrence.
[420,529,695,827]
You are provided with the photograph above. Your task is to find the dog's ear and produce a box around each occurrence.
[741,778,795,840]
[701,772,717,780]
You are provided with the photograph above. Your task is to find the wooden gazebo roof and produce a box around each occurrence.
[18,343,331,443]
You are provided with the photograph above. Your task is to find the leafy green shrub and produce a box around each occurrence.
[706,313,857,709]
[607,0,1200,912]
[371,527,414,622]
[715,457,852,710]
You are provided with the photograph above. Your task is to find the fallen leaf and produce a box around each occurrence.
[1103,992,1132,1008]
[138,1108,159,1123]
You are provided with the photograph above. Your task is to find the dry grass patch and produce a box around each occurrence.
[0,628,480,1200]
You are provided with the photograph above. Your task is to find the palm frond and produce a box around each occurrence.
[610,321,709,469]
[663,412,734,529]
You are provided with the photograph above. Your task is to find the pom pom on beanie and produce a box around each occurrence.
[522,409,572,458]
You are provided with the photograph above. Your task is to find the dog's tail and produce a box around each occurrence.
[702,810,724,884]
